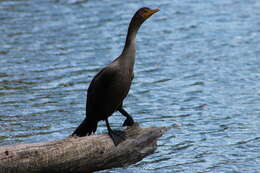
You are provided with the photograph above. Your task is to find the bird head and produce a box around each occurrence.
[137,7,160,20]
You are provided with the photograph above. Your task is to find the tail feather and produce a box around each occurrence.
[72,118,97,137]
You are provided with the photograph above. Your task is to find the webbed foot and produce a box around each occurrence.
[122,117,134,126]
[108,130,126,146]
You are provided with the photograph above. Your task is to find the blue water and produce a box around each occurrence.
[0,0,259,172]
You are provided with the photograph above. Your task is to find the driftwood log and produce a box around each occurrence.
[0,123,166,173]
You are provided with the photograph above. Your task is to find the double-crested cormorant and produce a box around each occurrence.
[72,7,159,145]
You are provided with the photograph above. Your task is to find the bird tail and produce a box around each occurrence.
[71,117,97,137]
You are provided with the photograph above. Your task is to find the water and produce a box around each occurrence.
[0,0,259,172]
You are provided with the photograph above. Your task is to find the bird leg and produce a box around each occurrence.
[118,107,134,126]
[105,118,126,146]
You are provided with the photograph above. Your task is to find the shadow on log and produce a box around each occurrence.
[0,123,166,173]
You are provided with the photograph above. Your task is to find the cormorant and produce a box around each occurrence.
[72,7,159,146]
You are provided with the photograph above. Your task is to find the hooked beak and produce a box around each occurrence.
[150,9,160,14]
[143,8,160,19]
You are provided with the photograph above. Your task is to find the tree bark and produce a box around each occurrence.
[0,123,166,173]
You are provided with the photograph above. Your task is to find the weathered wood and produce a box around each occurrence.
[0,124,166,173]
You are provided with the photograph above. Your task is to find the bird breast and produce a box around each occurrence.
[113,69,132,96]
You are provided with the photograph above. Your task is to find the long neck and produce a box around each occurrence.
[121,16,142,57]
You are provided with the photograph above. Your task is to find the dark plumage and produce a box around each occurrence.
[72,7,159,146]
